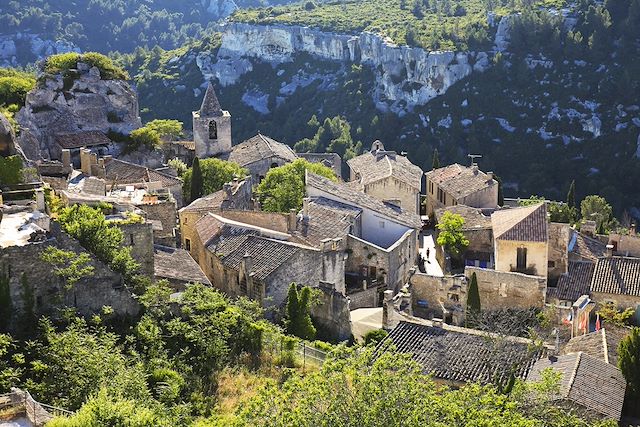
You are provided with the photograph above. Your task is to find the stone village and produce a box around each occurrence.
[1,59,639,423]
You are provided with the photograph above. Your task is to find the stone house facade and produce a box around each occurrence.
[225,133,297,184]
[465,266,547,310]
[347,141,423,214]
[425,163,498,215]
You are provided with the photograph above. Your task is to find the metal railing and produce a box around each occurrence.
[0,389,73,426]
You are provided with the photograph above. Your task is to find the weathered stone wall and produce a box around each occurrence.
[495,240,548,278]
[217,210,290,233]
[591,291,640,311]
[311,283,352,341]
[348,286,378,310]
[609,233,640,258]
[117,222,155,277]
[0,224,138,331]
[465,266,547,310]
[243,156,293,184]
[138,200,177,244]
[548,222,570,285]
[409,272,466,324]
[193,112,232,158]
[362,176,420,215]
[460,185,498,209]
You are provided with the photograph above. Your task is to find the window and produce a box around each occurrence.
[548,260,556,268]
[447,293,459,302]
[437,188,446,204]
[516,247,527,270]
[185,239,191,251]
[129,234,135,246]
[208,121,217,139]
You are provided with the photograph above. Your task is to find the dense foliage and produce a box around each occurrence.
[181,157,248,203]
[0,68,36,109]
[0,155,24,185]
[256,158,336,213]
[284,284,316,340]
[43,52,129,80]
[436,211,469,256]
[618,327,640,402]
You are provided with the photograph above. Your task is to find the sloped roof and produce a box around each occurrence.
[103,158,181,188]
[54,131,111,149]
[378,321,541,385]
[434,205,492,230]
[306,172,421,229]
[294,197,361,247]
[491,203,548,242]
[563,329,609,364]
[527,352,626,420]
[347,144,422,189]
[194,214,225,247]
[569,231,607,261]
[228,133,296,167]
[153,245,211,286]
[199,83,223,117]
[591,256,640,297]
[426,163,496,200]
[549,261,595,302]
[181,190,227,214]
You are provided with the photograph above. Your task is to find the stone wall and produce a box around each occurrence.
[362,176,420,215]
[463,228,493,266]
[591,291,640,311]
[117,222,155,277]
[311,283,352,341]
[138,199,177,244]
[495,240,548,277]
[460,185,499,209]
[0,224,138,331]
[465,266,547,310]
[609,233,640,258]
[217,209,290,233]
[193,112,232,158]
[548,222,570,285]
[348,286,378,310]
[243,156,293,184]
[409,272,466,324]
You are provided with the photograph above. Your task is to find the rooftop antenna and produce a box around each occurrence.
[467,154,482,166]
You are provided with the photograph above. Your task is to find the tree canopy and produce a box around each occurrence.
[182,158,248,203]
[256,158,336,213]
[436,211,469,257]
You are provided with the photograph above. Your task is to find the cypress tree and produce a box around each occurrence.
[618,327,640,399]
[466,272,481,327]
[0,264,12,332]
[432,148,440,170]
[190,157,204,202]
[285,283,300,337]
[494,174,504,207]
[567,180,576,209]
[298,287,316,340]
[20,273,37,337]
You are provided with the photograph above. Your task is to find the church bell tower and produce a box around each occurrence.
[192,83,232,158]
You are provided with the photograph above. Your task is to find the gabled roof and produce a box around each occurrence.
[549,261,594,302]
[377,321,541,385]
[103,158,181,189]
[563,329,609,364]
[435,205,492,230]
[228,133,296,167]
[153,244,211,286]
[347,143,422,189]
[54,131,111,149]
[569,231,607,261]
[306,172,422,229]
[426,163,496,200]
[199,83,223,117]
[491,203,548,242]
[591,256,640,297]
[527,352,626,420]
[294,197,361,247]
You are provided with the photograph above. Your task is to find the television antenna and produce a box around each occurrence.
[467,154,482,166]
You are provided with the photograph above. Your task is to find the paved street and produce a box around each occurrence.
[419,232,443,277]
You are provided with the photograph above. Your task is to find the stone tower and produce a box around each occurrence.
[192,83,232,158]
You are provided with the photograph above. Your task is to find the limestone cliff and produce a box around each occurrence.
[0,33,79,68]
[200,22,492,112]
[16,61,141,160]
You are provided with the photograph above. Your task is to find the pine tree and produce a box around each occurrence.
[190,157,203,203]
[466,272,481,327]
[432,148,440,170]
[567,180,576,209]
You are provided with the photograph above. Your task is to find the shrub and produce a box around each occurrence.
[44,52,129,80]
[0,155,23,185]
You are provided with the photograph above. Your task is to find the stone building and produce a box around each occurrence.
[434,205,493,268]
[153,244,211,290]
[608,231,640,258]
[115,221,155,278]
[465,266,547,310]
[425,163,498,215]
[226,133,296,183]
[590,256,640,310]
[491,203,549,277]
[193,83,232,158]
[297,152,342,179]
[346,140,423,214]
[52,131,112,164]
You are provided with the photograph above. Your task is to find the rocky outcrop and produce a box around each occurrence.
[201,0,238,18]
[202,22,491,112]
[0,114,16,157]
[0,33,79,67]
[16,62,141,160]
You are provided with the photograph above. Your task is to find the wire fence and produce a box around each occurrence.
[0,389,73,426]
[262,331,328,372]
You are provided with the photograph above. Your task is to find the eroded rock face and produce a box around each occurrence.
[16,62,141,160]
[0,33,79,68]
[0,114,16,157]
[205,22,491,112]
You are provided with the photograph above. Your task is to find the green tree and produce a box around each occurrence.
[40,246,95,290]
[618,327,640,400]
[580,195,614,233]
[363,329,388,346]
[466,272,481,327]
[144,119,183,140]
[432,148,440,169]
[129,127,161,150]
[284,284,316,340]
[566,180,576,210]
[436,212,469,257]
[190,157,204,202]
[257,159,336,213]
[548,202,574,224]
[182,158,247,203]
[0,264,11,332]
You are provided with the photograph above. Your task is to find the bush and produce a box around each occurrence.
[129,127,161,151]
[0,155,23,185]
[363,329,388,346]
[44,52,129,80]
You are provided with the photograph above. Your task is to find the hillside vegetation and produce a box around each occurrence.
[232,0,568,50]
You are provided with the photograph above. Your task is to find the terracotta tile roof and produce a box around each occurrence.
[527,352,626,420]
[435,205,492,230]
[199,83,223,117]
[194,214,225,247]
[491,203,548,242]
[54,131,111,149]
[347,144,423,189]
[569,231,607,261]
[306,172,422,229]
[294,197,361,247]
[103,158,181,189]
[563,329,609,363]
[228,133,296,167]
[591,256,640,297]
[426,163,496,200]
[549,261,595,302]
[153,244,211,286]
[378,321,541,385]
[180,190,226,213]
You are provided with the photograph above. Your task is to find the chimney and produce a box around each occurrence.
[606,244,614,258]
[242,251,253,274]
[630,224,637,236]
[471,165,478,175]
[302,197,310,217]
[382,290,394,330]
[432,318,444,328]
[223,182,232,200]
[61,149,72,172]
[288,208,297,232]
[486,171,494,182]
